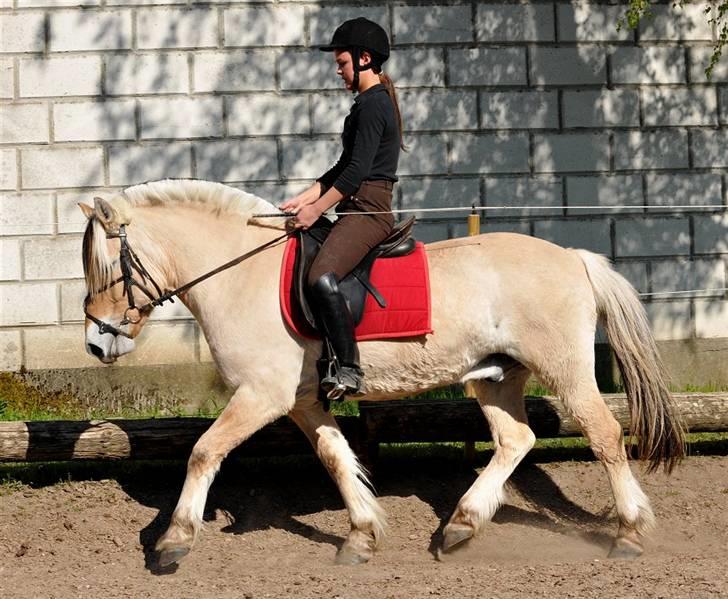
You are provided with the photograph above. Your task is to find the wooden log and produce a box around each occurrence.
[0,416,359,462]
[0,393,725,462]
[359,393,728,443]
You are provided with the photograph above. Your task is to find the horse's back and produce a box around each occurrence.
[425,231,587,275]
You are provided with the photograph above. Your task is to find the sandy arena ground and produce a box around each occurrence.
[0,452,726,598]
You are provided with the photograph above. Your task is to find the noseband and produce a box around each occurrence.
[84,224,292,339]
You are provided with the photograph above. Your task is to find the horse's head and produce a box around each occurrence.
[80,197,154,363]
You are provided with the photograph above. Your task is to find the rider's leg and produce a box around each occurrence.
[308,271,363,396]
[306,198,392,398]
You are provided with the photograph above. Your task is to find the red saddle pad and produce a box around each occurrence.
[279,236,433,341]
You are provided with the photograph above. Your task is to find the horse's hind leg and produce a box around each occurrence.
[551,372,654,558]
[289,397,386,565]
[442,370,535,553]
[155,383,293,567]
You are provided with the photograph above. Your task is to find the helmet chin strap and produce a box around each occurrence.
[351,47,375,93]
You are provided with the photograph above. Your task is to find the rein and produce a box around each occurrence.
[85,224,292,338]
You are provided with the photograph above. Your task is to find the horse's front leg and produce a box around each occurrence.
[289,396,386,565]
[155,383,293,567]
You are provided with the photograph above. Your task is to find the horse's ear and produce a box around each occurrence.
[93,197,119,229]
[78,203,94,220]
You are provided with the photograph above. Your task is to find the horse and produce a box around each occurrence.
[79,178,684,567]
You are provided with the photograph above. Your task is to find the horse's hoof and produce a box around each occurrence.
[441,523,474,553]
[157,546,190,568]
[608,537,643,560]
[335,545,370,565]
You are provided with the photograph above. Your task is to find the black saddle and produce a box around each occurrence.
[294,216,416,331]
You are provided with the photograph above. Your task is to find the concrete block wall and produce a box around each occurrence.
[0,0,726,376]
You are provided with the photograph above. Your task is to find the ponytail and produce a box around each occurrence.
[378,72,407,151]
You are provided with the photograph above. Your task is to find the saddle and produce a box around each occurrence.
[294,216,417,331]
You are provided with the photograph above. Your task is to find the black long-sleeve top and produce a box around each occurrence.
[317,84,400,196]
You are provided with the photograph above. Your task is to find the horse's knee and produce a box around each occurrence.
[187,446,214,478]
[187,447,210,471]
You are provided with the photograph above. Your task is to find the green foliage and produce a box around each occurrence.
[712,2,728,77]
[620,0,727,79]
[618,0,653,30]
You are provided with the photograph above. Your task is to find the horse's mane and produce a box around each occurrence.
[83,179,283,298]
[119,178,279,221]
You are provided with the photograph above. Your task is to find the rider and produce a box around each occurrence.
[281,17,404,398]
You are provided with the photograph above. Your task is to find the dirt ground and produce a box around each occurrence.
[0,452,726,599]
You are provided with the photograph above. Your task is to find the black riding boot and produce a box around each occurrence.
[308,272,363,399]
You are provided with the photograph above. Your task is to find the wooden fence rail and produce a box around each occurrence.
[0,393,726,462]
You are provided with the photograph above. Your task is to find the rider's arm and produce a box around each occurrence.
[317,152,347,195]
[279,181,323,212]
[311,185,346,213]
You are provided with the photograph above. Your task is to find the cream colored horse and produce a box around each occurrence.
[80,179,684,568]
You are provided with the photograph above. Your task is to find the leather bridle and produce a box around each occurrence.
[84,224,292,339]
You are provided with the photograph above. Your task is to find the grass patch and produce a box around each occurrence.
[0,372,83,421]
[0,372,222,421]
[678,382,728,393]
[0,475,24,496]
[2,370,727,422]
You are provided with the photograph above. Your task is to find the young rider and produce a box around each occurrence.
[280,17,404,399]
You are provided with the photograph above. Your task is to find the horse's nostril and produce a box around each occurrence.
[87,343,104,359]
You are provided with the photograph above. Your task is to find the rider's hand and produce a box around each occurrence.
[280,196,303,213]
[294,203,323,229]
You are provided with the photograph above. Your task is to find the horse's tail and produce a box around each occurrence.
[575,250,685,473]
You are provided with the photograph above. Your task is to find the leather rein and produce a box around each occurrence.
[84,224,292,339]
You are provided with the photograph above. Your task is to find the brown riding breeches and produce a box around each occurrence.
[307,180,395,286]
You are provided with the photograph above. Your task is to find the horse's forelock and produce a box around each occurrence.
[82,217,115,298]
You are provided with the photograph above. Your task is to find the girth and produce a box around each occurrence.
[294,216,416,330]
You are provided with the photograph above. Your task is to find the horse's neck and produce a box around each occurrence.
[139,207,284,353]
[137,206,274,286]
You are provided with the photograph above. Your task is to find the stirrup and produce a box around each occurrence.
[321,366,364,401]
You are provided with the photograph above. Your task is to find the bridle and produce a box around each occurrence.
[84,223,292,339]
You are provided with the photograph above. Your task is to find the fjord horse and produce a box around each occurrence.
[80,179,684,567]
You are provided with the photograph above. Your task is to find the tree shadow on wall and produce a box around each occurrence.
[26,4,728,394]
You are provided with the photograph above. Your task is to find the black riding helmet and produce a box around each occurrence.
[319,17,390,93]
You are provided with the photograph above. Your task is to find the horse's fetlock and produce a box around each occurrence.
[450,507,478,532]
[338,528,377,564]
[166,509,202,544]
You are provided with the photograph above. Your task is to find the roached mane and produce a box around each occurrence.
[82,179,280,298]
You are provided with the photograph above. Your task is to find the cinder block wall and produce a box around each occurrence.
[1,1,726,382]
